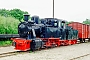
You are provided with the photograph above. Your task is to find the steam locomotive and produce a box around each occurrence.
[11,14,79,51]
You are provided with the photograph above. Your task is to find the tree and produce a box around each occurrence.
[83,19,90,25]
[0,8,29,34]
[66,21,74,25]
[0,8,29,21]
[10,9,28,21]
[0,9,10,17]
[0,15,20,34]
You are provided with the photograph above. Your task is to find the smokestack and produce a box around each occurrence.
[24,14,30,21]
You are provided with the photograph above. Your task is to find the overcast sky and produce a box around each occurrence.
[0,0,90,22]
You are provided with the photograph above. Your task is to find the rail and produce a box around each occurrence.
[70,53,90,60]
[0,51,30,58]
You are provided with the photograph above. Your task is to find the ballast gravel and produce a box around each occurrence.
[0,42,90,60]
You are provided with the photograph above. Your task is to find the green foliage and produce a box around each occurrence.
[0,9,28,21]
[0,9,10,17]
[0,8,29,34]
[10,9,28,21]
[83,19,90,25]
[29,51,33,53]
[0,15,20,34]
[0,40,12,46]
[66,21,74,25]
[66,22,70,25]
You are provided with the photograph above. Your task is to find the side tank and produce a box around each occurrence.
[40,18,67,40]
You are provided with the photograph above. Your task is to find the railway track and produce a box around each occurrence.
[0,51,30,58]
[70,53,90,60]
[0,47,61,58]
[0,51,17,58]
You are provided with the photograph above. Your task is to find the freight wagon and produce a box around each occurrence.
[68,22,90,42]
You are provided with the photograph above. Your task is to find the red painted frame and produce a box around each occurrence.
[11,38,32,51]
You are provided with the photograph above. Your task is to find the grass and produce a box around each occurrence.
[0,39,12,46]
[29,51,33,53]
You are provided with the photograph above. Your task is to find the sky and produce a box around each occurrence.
[0,0,90,22]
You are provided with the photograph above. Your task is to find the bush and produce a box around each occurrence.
[0,9,28,21]
[0,39,12,46]
[0,15,20,34]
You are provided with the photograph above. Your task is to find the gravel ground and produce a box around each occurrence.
[0,42,90,60]
[0,46,18,54]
